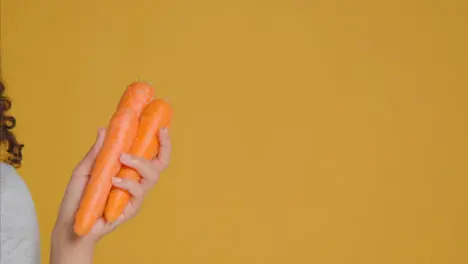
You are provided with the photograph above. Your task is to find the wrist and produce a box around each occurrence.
[50,226,97,264]
[50,239,95,264]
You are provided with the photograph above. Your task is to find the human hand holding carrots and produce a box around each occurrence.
[50,127,171,264]
[50,82,173,264]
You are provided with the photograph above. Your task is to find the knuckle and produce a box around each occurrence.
[135,187,145,197]
[136,157,151,168]
[133,158,144,166]
[130,182,144,196]
[142,181,156,192]
[122,179,136,189]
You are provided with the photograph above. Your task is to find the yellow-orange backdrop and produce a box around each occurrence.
[2,0,468,263]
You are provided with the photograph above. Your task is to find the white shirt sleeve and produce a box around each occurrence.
[1,162,41,264]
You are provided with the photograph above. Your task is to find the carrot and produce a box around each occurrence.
[73,82,154,236]
[117,81,155,116]
[104,99,173,222]
[73,108,139,236]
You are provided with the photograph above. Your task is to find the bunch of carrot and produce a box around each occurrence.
[74,81,172,236]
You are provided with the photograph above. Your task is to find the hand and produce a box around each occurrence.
[50,128,171,264]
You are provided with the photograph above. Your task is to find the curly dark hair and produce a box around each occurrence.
[0,81,23,167]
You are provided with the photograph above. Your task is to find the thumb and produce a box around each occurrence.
[72,128,106,177]
[57,128,106,223]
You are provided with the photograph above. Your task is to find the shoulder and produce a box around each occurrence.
[0,162,41,264]
[1,162,24,188]
[0,163,34,203]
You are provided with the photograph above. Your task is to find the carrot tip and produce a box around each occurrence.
[73,224,87,236]
[104,211,120,223]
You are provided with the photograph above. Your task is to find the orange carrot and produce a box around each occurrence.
[117,81,155,116]
[74,108,139,236]
[104,99,173,222]
[73,82,154,236]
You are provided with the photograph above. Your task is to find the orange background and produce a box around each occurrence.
[2,0,468,263]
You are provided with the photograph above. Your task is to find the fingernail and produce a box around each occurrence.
[120,153,131,162]
[112,177,122,183]
[115,214,125,225]
[97,127,105,137]
[164,127,168,133]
